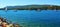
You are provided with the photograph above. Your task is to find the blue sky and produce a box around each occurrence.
[0,0,60,8]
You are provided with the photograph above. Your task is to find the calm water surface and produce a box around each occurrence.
[0,10,60,27]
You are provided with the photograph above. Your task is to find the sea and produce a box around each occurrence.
[0,10,60,27]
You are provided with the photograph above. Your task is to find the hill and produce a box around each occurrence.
[0,5,60,10]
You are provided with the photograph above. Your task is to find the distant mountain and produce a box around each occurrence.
[0,5,60,10]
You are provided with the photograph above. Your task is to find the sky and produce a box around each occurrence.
[0,0,60,8]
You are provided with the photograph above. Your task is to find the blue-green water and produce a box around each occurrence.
[0,10,60,27]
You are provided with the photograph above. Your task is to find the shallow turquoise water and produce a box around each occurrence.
[0,10,60,27]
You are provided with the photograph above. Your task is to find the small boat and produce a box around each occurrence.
[36,9,41,11]
[14,9,17,12]
[5,7,8,12]
[54,7,57,11]
[14,10,17,12]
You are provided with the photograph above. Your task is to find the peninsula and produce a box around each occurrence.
[0,5,60,10]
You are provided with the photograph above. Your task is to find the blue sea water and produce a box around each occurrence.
[0,10,60,27]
